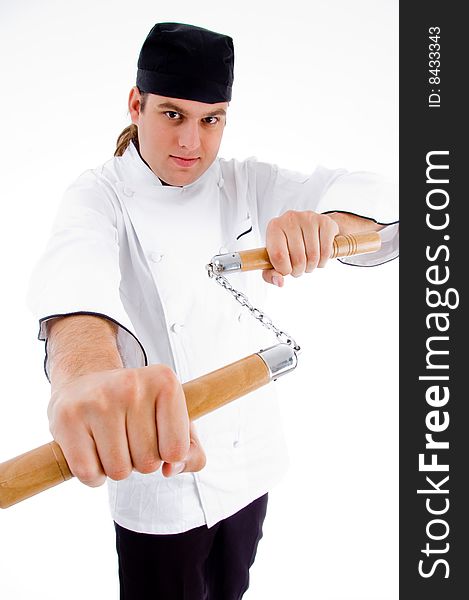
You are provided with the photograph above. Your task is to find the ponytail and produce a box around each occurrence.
[114,124,139,157]
[114,89,148,157]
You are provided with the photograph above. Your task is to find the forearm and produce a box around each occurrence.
[327,211,384,235]
[47,315,123,391]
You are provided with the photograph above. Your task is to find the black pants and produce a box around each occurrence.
[115,493,268,600]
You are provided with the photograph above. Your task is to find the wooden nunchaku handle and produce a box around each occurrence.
[238,231,381,271]
[0,352,273,509]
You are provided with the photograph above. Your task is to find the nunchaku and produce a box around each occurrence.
[0,231,381,509]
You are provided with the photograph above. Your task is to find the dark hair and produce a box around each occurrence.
[114,89,149,157]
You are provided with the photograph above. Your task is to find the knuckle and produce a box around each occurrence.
[291,267,303,278]
[269,249,291,275]
[119,367,139,390]
[66,383,113,418]
[319,213,330,224]
[90,390,112,416]
[106,465,132,481]
[135,456,161,474]
[306,253,319,271]
[323,214,338,231]
[307,249,319,262]
[266,217,279,231]
[304,210,318,224]
[73,465,103,486]
[115,369,139,403]
[160,440,190,464]
[79,393,114,422]
[156,365,180,394]
[284,209,297,220]
[307,245,319,259]
[310,257,320,268]
[291,253,306,270]
[269,248,284,263]
[280,210,298,226]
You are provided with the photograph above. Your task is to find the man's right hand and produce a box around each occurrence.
[46,315,206,487]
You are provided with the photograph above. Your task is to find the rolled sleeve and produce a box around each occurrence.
[253,161,399,266]
[317,170,399,266]
[337,222,399,267]
[27,170,147,379]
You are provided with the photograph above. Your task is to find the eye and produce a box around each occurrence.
[202,116,219,125]
[165,111,182,120]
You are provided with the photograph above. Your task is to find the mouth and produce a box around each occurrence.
[170,155,200,168]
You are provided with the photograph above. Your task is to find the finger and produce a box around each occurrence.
[126,394,162,475]
[57,431,107,487]
[301,221,320,272]
[162,422,207,477]
[151,367,190,464]
[265,222,291,275]
[318,218,339,268]
[91,415,133,482]
[261,269,285,287]
[272,213,308,277]
[284,227,307,277]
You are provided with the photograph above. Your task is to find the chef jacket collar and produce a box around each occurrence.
[122,140,223,192]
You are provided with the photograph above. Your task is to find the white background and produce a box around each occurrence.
[0,1,398,599]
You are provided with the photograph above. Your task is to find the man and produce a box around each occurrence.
[28,22,398,599]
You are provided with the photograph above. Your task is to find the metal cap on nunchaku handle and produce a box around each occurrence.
[0,344,296,509]
[210,230,382,273]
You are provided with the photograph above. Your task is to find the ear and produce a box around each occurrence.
[128,86,142,124]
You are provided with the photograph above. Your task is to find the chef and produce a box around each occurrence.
[27,22,399,600]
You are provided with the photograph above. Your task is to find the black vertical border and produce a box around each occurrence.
[400,2,467,598]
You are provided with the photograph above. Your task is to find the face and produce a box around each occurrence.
[128,88,228,186]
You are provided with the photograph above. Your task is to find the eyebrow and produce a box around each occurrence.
[156,101,226,118]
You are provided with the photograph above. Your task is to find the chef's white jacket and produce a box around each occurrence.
[27,141,398,534]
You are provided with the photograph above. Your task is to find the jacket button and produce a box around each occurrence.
[123,186,134,197]
[233,440,240,448]
[149,252,163,263]
[171,322,184,333]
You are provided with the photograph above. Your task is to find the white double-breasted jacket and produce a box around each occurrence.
[28,141,398,533]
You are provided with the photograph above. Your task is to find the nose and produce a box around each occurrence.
[178,119,201,151]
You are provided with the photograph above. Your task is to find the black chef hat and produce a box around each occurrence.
[136,22,234,103]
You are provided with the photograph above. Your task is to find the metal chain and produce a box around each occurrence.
[206,264,301,353]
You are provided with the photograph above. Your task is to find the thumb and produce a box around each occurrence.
[162,422,206,477]
[262,268,284,287]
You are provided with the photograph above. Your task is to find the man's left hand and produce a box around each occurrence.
[263,210,339,286]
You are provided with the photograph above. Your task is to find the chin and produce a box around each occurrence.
[174,167,207,186]
[170,174,200,187]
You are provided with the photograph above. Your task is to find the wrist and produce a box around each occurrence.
[327,211,384,235]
